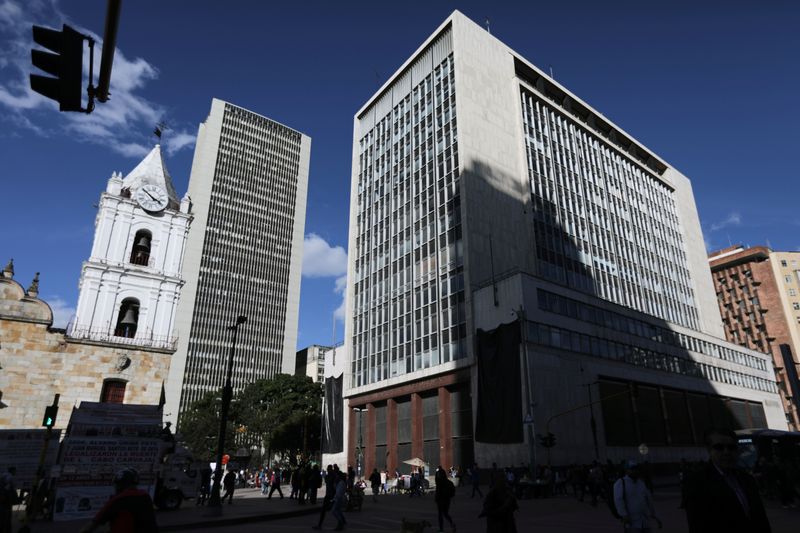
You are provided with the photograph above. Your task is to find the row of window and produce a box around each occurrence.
[521,89,698,330]
[528,320,776,393]
[538,288,767,371]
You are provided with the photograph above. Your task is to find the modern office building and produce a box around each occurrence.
[295,344,330,383]
[340,11,785,471]
[709,245,800,429]
[165,99,310,424]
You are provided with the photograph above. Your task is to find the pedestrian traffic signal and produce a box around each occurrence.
[42,404,59,428]
[30,24,86,111]
[538,432,556,448]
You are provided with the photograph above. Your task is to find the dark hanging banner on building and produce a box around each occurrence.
[475,320,523,443]
[323,373,344,453]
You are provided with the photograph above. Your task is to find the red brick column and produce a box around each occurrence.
[411,393,423,460]
[365,403,376,476]
[387,398,398,473]
[347,404,357,471]
[438,387,452,469]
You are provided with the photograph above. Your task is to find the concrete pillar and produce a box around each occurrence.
[365,403,376,476]
[411,393,423,460]
[347,405,357,472]
[438,386,452,469]
[387,398,398,474]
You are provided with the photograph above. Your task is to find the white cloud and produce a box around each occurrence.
[302,234,347,278]
[333,274,347,323]
[46,296,75,329]
[710,212,742,232]
[164,131,196,155]
[0,1,195,158]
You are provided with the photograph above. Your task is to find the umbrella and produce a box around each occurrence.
[402,457,428,467]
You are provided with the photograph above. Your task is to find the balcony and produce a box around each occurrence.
[66,323,177,351]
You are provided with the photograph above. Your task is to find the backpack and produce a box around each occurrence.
[444,479,455,498]
[608,478,627,520]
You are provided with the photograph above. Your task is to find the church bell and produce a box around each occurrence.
[119,307,138,326]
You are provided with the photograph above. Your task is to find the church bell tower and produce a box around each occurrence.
[70,145,192,350]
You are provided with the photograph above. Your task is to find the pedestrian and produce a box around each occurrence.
[290,466,300,499]
[222,468,236,504]
[480,477,518,533]
[434,467,457,533]
[309,463,322,504]
[613,461,662,532]
[470,462,483,499]
[588,461,603,507]
[380,469,388,494]
[267,468,284,499]
[0,467,18,533]
[299,462,309,505]
[331,471,347,531]
[369,468,381,502]
[489,462,500,489]
[79,468,158,533]
[260,468,269,495]
[196,466,212,506]
[313,465,338,530]
[685,428,771,533]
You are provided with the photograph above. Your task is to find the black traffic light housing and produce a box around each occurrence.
[539,432,556,448]
[30,24,87,112]
[42,404,59,428]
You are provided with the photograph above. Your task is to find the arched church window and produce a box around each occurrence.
[130,230,152,266]
[114,298,139,338]
[100,379,127,403]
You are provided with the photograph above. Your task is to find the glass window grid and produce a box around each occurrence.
[352,54,464,388]
[529,320,776,394]
[538,288,767,372]
[520,89,698,330]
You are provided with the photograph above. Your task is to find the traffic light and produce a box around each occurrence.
[42,404,59,428]
[538,432,556,448]
[30,24,86,111]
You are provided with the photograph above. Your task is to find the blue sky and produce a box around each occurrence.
[1,0,798,349]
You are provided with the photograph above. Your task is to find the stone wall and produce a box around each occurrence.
[0,275,170,430]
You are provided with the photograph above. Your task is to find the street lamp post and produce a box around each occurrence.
[206,315,247,513]
[353,407,367,480]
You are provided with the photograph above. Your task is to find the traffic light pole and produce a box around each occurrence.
[24,394,60,524]
[95,0,121,103]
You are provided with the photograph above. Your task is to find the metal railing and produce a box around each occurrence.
[66,322,177,351]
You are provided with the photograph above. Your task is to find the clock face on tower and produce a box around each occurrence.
[134,184,169,212]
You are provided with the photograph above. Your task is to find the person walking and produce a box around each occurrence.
[434,467,457,533]
[588,461,603,507]
[267,468,284,499]
[613,461,661,533]
[380,469,388,494]
[222,469,236,504]
[0,467,18,533]
[79,468,158,533]
[195,466,212,506]
[309,463,322,504]
[685,428,771,533]
[331,471,347,531]
[313,465,338,530]
[470,463,484,499]
[480,477,518,533]
[369,468,381,502]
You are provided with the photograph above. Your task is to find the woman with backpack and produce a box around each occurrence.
[434,466,457,533]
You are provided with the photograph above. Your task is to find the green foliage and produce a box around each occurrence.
[177,388,238,462]
[178,374,323,463]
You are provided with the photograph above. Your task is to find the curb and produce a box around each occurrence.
[161,505,319,531]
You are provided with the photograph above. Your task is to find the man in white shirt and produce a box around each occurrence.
[613,461,662,533]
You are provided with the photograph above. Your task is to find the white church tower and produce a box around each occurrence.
[70,145,192,350]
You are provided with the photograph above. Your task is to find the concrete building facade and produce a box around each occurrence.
[295,344,330,383]
[709,245,800,429]
[166,99,310,425]
[339,11,785,473]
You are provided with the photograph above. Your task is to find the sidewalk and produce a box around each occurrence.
[12,487,320,532]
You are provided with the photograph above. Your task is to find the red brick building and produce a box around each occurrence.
[708,246,800,429]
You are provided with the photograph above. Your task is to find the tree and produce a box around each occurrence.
[236,374,322,464]
[177,388,239,462]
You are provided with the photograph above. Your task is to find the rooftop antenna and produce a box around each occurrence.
[485,17,490,34]
[549,64,554,79]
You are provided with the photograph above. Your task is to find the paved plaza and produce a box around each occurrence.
[13,483,799,532]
